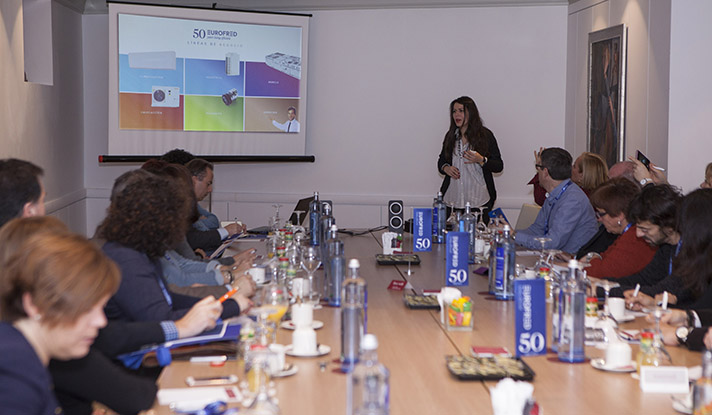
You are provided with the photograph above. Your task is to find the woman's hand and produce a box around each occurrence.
[175,296,223,338]
[444,165,460,180]
[463,150,485,165]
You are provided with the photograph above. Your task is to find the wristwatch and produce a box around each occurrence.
[675,326,690,345]
[640,177,653,186]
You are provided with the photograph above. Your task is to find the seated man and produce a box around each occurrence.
[592,184,682,300]
[185,158,245,254]
[515,147,598,254]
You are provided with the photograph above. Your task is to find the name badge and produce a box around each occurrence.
[639,366,689,393]
[413,208,432,252]
[514,278,547,357]
[446,232,469,286]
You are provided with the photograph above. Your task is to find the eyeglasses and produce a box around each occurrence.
[594,210,608,219]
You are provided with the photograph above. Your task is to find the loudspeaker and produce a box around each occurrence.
[388,200,404,234]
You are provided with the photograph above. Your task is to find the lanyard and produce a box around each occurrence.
[669,239,682,276]
[622,223,632,234]
[155,261,173,307]
[544,180,572,234]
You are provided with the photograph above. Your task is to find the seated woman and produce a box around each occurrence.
[572,152,609,196]
[580,177,657,278]
[0,225,120,414]
[98,173,251,323]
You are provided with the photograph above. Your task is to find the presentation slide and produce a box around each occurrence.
[118,14,302,133]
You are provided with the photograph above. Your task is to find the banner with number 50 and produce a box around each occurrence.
[413,208,432,252]
[446,232,469,286]
[514,278,547,357]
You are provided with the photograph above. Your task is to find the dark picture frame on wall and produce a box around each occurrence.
[587,24,627,168]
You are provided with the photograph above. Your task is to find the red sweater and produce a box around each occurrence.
[585,224,657,278]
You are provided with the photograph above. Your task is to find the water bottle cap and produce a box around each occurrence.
[330,224,338,231]
[348,258,360,268]
[361,334,378,350]
[503,224,511,231]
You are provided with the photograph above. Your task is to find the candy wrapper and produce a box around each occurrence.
[446,296,473,331]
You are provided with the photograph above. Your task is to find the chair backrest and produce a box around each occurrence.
[515,203,541,230]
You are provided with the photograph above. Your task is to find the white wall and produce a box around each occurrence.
[83,5,568,233]
[667,0,712,194]
[0,0,86,232]
[565,0,671,168]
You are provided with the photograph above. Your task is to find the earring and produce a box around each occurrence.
[33,314,41,321]
[617,220,622,225]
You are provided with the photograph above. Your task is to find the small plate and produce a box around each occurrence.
[285,344,331,357]
[272,363,298,378]
[671,395,693,415]
[280,320,324,330]
[590,358,636,373]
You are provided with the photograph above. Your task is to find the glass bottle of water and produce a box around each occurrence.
[320,202,335,259]
[549,270,562,352]
[432,192,446,244]
[347,334,390,415]
[558,259,586,363]
[323,223,339,296]
[327,230,345,307]
[461,202,477,264]
[309,191,321,246]
[342,259,367,370]
[488,229,502,295]
[693,349,712,414]
[494,225,516,300]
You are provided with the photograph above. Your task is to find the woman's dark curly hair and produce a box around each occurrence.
[98,175,192,258]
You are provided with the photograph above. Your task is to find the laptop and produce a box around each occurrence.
[247,195,315,234]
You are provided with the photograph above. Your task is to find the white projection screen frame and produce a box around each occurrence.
[107,2,310,157]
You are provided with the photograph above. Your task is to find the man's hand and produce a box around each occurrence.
[224,223,240,236]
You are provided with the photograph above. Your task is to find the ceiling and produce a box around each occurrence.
[56,0,570,14]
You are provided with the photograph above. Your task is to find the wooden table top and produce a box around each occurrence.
[149,231,699,415]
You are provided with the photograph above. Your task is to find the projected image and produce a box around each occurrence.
[244,98,299,132]
[118,13,302,133]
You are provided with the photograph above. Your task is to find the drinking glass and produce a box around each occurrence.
[643,306,674,365]
[534,237,552,269]
[301,246,322,306]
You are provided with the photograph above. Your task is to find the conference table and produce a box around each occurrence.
[150,231,699,415]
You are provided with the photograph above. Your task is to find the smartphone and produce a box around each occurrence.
[636,150,651,170]
[185,374,238,387]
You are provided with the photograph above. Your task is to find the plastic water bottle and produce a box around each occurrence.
[558,259,586,363]
[327,227,344,307]
[461,202,477,264]
[494,225,516,300]
[432,192,446,244]
[309,192,321,246]
[342,259,367,369]
[347,334,390,415]
[488,229,502,295]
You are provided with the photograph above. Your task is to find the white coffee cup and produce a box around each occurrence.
[248,267,266,284]
[268,343,286,374]
[292,326,317,355]
[607,297,626,320]
[605,341,632,368]
[291,303,313,327]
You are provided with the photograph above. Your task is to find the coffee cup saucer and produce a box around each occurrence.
[272,363,299,378]
[280,320,324,330]
[285,344,331,357]
[590,357,636,372]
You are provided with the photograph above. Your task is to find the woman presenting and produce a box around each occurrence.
[437,96,503,216]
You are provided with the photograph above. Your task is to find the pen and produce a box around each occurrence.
[633,284,640,298]
[662,291,669,310]
[219,287,239,303]
[652,165,666,172]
